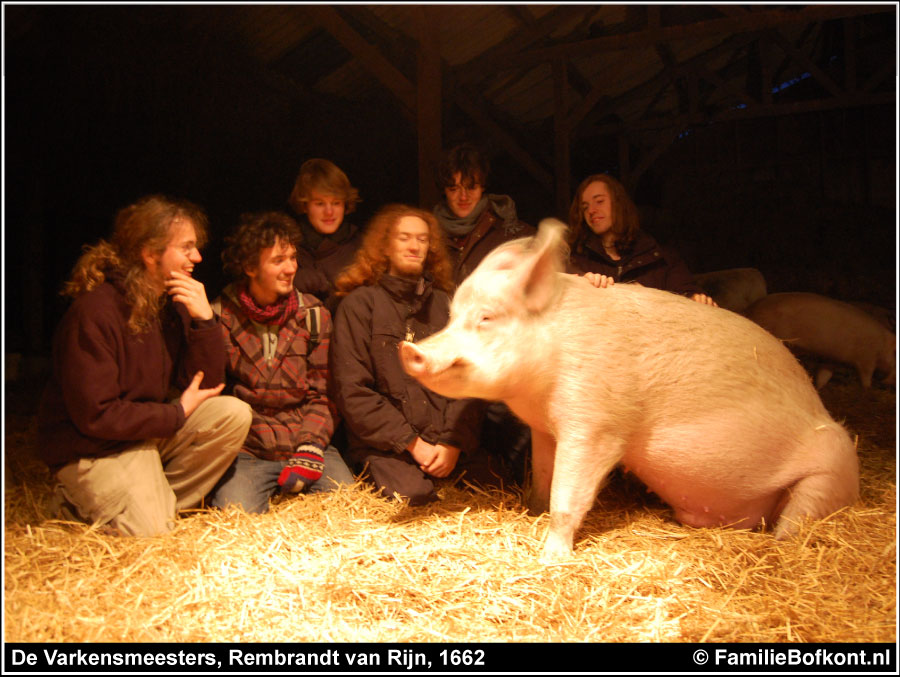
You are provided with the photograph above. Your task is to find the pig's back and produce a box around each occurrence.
[556,277,827,420]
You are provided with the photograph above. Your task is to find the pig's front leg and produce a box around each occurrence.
[526,428,556,514]
[542,432,623,562]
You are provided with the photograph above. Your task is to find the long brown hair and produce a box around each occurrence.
[567,173,640,252]
[335,204,454,296]
[62,194,208,333]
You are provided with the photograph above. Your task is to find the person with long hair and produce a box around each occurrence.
[432,142,534,285]
[37,194,252,536]
[330,204,482,505]
[568,173,715,304]
[206,211,354,513]
[288,158,364,313]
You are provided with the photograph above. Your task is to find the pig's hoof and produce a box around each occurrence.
[540,537,575,564]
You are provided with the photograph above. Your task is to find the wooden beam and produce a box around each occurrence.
[416,7,442,208]
[587,89,894,137]
[618,135,631,188]
[844,17,857,92]
[454,6,590,82]
[627,126,682,191]
[861,59,893,93]
[347,5,554,197]
[307,5,417,116]
[766,28,844,99]
[452,84,555,193]
[760,35,773,105]
[651,43,687,115]
[568,30,761,131]
[552,58,571,216]
[689,60,759,108]
[487,5,892,73]
[646,5,661,31]
[502,5,536,29]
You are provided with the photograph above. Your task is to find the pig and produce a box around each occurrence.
[399,220,859,561]
[849,301,895,334]
[745,292,896,389]
[693,267,767,314]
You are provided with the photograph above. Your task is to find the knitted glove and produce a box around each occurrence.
[278,444,326,493]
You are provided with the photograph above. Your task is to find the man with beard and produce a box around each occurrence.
[329,204,482,505]
[38,195,251,536]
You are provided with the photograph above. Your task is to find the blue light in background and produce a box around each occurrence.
[772,71,812,94]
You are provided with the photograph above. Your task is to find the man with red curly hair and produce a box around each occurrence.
[330,204,483,505]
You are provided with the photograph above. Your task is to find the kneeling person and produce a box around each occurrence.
[330,205,483,505]
[38,194,252,536]
[208,212,354,513]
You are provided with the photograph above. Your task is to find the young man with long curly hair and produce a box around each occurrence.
[37,194,252,536]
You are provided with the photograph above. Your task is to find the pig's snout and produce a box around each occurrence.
[399,340,470,397]
[399,340,464,376]
[399,341,428,377]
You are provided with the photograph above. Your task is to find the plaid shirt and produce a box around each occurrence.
[215,285,335,461]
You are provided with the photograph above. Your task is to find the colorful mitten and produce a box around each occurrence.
[278,444,326,493]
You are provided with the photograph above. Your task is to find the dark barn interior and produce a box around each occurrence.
[3,3,897,374]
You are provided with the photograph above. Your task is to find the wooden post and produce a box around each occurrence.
[552,58,571,217]
[618,134,631,189]
[416,7,442,209]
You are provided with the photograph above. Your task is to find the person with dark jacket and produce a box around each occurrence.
[432,143,536,484]
[207,212,355,514]
[37,195,252,537]
[568,173,716,304]
[330,204,483,505]
[288,158,364,314]
[432,142,534,285]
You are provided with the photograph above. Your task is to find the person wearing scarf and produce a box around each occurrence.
[207,211,354,514]
[432,142,534,286]
[431,143,535,485]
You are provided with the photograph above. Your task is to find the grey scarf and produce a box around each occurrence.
[433,194,520,237]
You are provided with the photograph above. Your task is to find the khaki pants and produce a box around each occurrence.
[55,396,252,537]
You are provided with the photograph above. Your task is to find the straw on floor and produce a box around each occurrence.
[4,380,895,643]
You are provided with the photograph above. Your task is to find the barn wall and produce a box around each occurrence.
[647,103,896,308]
[4,9,419,356]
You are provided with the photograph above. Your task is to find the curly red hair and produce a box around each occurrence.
[335,204,454,296]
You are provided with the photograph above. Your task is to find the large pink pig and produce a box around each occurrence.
[399,220,859,560]
[746,292,896,389]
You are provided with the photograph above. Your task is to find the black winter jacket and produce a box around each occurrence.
[570,230,702,296]
[329,274,482,456]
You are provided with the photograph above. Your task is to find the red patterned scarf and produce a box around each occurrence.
[237,286,298,327]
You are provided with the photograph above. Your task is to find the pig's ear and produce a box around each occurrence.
[516,219,567,313]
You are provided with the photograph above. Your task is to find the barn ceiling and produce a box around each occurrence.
[5,2,896,208]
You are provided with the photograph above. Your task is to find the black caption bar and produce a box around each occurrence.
[3,643,896,674]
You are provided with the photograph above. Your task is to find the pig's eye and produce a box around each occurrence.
[478,314,493,327]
